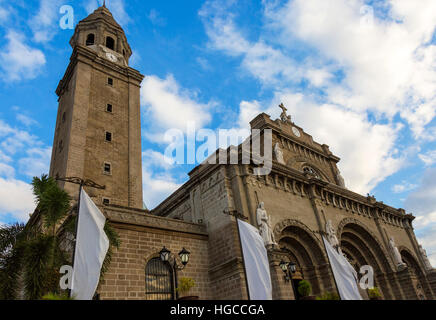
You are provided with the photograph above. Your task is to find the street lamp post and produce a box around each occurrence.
[279,260,298,299]
[159,247,191,299]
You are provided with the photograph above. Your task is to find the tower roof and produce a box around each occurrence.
[81,5,122,30]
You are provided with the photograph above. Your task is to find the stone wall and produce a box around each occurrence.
[99,206,211,300]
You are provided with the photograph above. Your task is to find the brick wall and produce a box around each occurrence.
[99,207,211,300]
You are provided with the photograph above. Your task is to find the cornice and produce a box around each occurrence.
[105,206,208,236]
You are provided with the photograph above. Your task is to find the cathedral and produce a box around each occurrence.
[42,5,436,300]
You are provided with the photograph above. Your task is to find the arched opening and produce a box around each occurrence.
[106,36,115,50]
[278,224,333,297]
[400,250,432,300]
[339,222,395,299]
[86,33,95,46]
[145,257,175,300]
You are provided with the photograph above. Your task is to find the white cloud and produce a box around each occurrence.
[405,167,436,267]
[29,0,64,43]
[196,57,212,71]
[148,9,166,27]
[0,163,15,179]
[142,150,182,210]
[199,4,304,87]
[140,74,213,142]
[0,177,35,223]
[0,118,49,223]
[0,119,51,178]
[200,0,436,136]
[406,168,436,228]
[18,147,52,178]
[16,114,38,127]
[0,6,9,22]
[0,150,12,163]
[418,149,436,167]
[266,0,436,138]
[0,31,46,81]
[392,181,418,194]
[417,225,436,267]
[0,120,42,155]
[142,149,175,171]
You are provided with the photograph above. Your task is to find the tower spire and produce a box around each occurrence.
[103,0,106,7]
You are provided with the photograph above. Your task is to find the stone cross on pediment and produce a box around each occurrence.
[279,103,292,124]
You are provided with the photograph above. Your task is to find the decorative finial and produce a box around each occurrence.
[278,103,292,123]
[103,0,106,7]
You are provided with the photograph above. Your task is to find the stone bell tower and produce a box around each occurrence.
[49,4,144,209]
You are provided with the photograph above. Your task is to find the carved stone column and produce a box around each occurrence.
[267,249,295,300]
[396,269,420,300]
[386,272,406,300]
[428,270,436,299]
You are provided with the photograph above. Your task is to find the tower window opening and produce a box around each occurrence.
[86,34,95,46]
[62,112,66,123]
[107,104,113,113]
[104,163,111,174]
[103,198,110,206]
[107,77,113,86]
[105,131,112,142]
[106,36,115,50]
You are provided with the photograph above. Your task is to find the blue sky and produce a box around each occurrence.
[0,0,435,264]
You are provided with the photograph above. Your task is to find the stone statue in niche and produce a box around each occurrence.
[256,202,277,247]
[389,237,407,270]
[419,245,433,270]
[274,143,286,165]
[326,220,343,254]
[335,167,346,188]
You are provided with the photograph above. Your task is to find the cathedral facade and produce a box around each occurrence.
[48,5,436,300]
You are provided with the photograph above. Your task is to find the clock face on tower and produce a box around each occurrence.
[106,52,118,63]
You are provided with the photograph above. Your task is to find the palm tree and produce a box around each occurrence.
[0,174,120,300]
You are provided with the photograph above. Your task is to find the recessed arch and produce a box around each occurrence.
[338,219,399,299]
[275,219,333,295]
[400,247,432,300]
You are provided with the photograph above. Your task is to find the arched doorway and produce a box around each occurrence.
[275,220,334,297]
[400,249,433,300]
[338,220,396,299]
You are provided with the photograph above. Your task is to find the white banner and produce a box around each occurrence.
[238,219,272,300]
[323,236,362,300]
[71,189,109,300]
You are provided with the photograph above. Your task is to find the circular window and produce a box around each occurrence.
[303,166,320,178]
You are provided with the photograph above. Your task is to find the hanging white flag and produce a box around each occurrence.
[323,236,362,300]
[238,219,272,300]
[71,189,109,300]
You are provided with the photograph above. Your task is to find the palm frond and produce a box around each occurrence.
[23,235,56,300]
[31,175,55,204]
[0,223,26,254]
[0,242,26,300]
[39,184,71,232]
